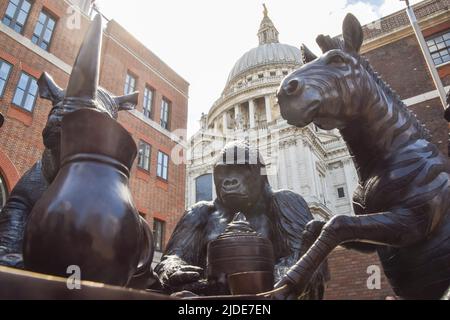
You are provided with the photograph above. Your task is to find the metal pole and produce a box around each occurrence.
[403,0,447,109]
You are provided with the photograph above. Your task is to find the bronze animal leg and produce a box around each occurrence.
[276,210,427,297]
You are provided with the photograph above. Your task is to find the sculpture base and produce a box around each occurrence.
[0,266,268,300]
[0,266,169,300]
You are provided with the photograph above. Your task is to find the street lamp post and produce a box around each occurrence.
[402,0,447,109]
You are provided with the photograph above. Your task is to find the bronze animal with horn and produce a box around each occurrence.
[0,15,156,288]
[275,14,450,300]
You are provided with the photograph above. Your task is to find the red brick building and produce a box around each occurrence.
[325,0,450,299]
[361,0,450,154]
[0,0,189,261]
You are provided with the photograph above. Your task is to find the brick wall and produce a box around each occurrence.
[324,247,395,300]
[0,0,188,249]
[363,19,450,155]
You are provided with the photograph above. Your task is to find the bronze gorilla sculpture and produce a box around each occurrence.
[155,141,329,299]
[0,16,149,280]
[275,13,450,300]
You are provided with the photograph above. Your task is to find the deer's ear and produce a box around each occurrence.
[342,13,363,53]
[37,72,65,104]
[300,44,318,63]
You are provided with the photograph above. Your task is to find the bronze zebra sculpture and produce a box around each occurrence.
[275,13,450,300]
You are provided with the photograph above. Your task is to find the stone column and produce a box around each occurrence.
[222,112,228,134]
[214,120,219,132]
[249,99,256,129]
[265,95,272,123]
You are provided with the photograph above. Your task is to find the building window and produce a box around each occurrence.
[124,72,136,95]
[153,219,165,252]
[0,173,7,210]
[258,73,264,79]
[247,76,252,82]
[195,174,213,202]
[137,141,151,171]
[12,72,38,112]
[270,71,276,77]
[0,60,13,98]
[427,31,450,66]
[32,10,56,51]
[2,0,32,34]
[337,187,346,199]
[143,86,154,119]
[160,98,170,130]
[282,71,289,76]
[157,151,169,181]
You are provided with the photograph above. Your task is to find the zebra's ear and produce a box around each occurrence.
[342,13,363,53]
[300,44,317,64]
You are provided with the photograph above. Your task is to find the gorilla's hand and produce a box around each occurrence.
[166,265,204,287]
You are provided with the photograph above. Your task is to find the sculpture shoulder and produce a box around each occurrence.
[272,189,313,220]
[8,161,47,203]
[181,201,216,224]
[271,190,314,250]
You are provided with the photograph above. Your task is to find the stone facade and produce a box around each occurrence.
[0,0,189,261]
[187,1,450,299]
[187,9,359,222]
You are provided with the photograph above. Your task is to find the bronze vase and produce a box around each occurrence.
[23,109,147,286]
[207,213,275,295]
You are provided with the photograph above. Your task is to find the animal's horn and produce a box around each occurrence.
[65,14,103,102]
[300,44,318,64]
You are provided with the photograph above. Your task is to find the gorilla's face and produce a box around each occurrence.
[214,164,264,213]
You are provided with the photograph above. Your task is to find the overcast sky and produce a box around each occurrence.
[96,0,422,137]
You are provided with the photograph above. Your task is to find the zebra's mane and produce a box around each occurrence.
[357,56,432,141]
[317,35,432,141]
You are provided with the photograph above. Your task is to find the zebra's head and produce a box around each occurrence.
[277,13,366,130]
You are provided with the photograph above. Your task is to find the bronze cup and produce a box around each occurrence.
[227,271,274,295]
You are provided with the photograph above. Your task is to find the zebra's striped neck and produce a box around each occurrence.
[340,68,430,182]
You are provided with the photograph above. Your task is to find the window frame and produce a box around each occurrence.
[12,71,38,112]
[426,30,450,66]
[153,218,165,252]
[337,187,346,199]
[143,85,154,119]
[195,173,213,203]
[124,72,137,95]
[137,140,151,172]
[0,59,13,98]
[160,97,171,130]
[31,9,57,51]
[2,0,32,34]
[157,151,169,181]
